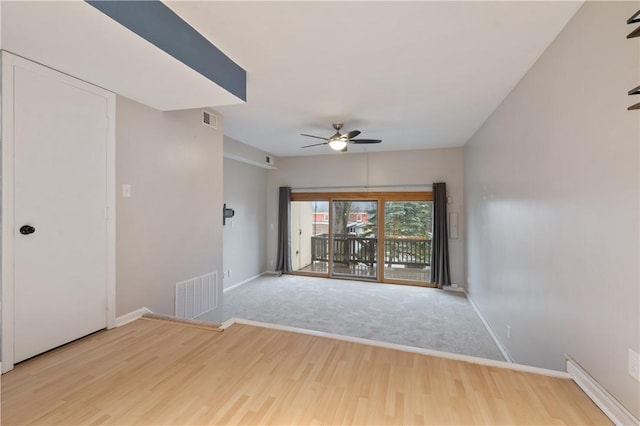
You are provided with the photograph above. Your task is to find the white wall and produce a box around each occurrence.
[464,1,639,417]
[223,158,267,289]
[116,96,224,321]
[266,147,464,284]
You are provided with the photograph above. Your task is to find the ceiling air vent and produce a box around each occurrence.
[202,110,218,130]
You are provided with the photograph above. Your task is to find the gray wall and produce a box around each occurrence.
[464,1,639,417]
[223,158,267,289]
[116,96,224,320]
[225,135,277,169]
[266,147,464,285]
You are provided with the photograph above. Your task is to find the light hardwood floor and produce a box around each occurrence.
[2,318,610,425]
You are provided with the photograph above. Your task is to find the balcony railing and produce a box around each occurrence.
[310,234,431,268]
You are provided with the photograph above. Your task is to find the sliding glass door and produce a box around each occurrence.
[290,192,433,286]
[331,200,378,280]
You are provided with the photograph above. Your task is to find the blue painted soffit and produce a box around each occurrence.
[86,0,246,102]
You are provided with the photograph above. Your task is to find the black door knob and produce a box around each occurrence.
[19,225,35,235]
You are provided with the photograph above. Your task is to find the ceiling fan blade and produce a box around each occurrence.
[344,130,361,139]
[301,142,328,148]
[301,133,328,141]
[351,139,382,144]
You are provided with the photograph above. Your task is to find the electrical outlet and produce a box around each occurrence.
[629,349,639,381]
[507,325,511,340]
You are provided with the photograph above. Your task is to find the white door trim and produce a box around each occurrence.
[1,51,116,373]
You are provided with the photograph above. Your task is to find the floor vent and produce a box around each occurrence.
[202,110,218,129]
[175,272,218,319]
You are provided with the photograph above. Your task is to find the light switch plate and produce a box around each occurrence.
[122,184,131,198]
[629,348,639,381]
[448,212,459,239]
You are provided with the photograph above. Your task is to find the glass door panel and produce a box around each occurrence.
[331,200,377,280]
[290,200,329,275]
[383,201,432,284]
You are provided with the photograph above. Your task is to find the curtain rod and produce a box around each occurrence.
[291,184,433,191]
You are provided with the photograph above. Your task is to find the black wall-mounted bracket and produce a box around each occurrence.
[223,203,235,226]
[628,10,640,38]
[628,11,640,110]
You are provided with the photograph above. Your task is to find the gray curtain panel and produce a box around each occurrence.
[430,182,451,288]
[275,186,292,273]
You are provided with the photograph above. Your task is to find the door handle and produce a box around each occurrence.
[19,225,35,235]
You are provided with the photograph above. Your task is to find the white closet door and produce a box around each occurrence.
[11,58,110,363]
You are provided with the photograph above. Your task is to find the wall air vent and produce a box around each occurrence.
[202,110,218,129]
[265,155,272,165]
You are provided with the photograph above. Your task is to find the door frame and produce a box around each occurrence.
[1,52,116,373]
[290,191,433,286]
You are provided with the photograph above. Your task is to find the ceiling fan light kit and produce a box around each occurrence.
[328,139,348,151]
[300,121,382,152]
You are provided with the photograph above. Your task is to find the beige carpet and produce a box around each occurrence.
[223,274,504,361]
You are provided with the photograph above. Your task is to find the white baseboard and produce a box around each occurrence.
[464,290,514,363]
[223,272,267,293]
[115,307,153,327]
[220,317,237,329]
[566,356,639,426]
[221,317,570,379]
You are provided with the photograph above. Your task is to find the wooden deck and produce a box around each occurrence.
[1,318,611,425]
[298,261,431,282]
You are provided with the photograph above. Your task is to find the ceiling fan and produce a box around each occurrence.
[300,122,382,152]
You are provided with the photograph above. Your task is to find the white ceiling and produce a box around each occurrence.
[168,1,582,157]
[1,1,583,157]
[1,1,244,111]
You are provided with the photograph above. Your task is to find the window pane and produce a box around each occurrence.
[383,201,432,283]
[291,200,328,274]
[331,200,377,280]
